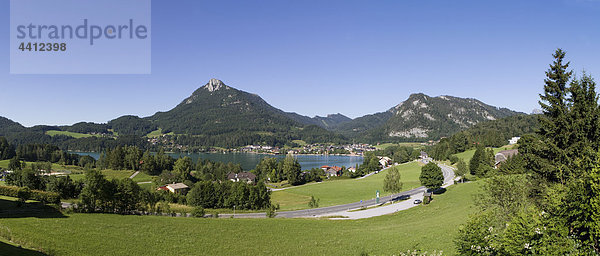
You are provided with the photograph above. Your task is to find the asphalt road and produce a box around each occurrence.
[220,163,455,219]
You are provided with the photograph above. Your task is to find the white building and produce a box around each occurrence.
[508,137,521,145]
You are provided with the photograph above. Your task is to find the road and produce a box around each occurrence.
[219,163,455,219]
[60,163,455,219]
[129,171,140,179]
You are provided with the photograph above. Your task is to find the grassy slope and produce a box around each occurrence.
[0,160,64,170]
[69,170,134,181]
[272,161,423,211]
[374,142,424,150]
[45,130,97,139]
[0,181,480,256]
[452,144,515,163]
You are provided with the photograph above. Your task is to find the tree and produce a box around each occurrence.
[114,178,142,214]
[46,175,82,199]
[16,187,31,207]
[0,137,15,160]
[8,156,23,171]
[282,154,302,185]
[469,145,494,177]
[469,145,482,175]
[266,203,279,218]
[191,206,205,218]
[308,195,320,208]
[419,162,443,190]
[79,169,109,212]
[173,156,194,182]
[455,159,468,183]
[456,49,600,254]
[383,168,403,193]
[534,48,574,184]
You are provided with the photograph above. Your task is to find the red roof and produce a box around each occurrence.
[157,185,169,191]
[330,166,342,171]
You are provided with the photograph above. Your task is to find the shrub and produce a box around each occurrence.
[0,185,60,205]
[16,187,31,207]
[191,206,205,218]
[266,203,279,218]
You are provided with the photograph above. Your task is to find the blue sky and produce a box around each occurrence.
[1,0,600,126]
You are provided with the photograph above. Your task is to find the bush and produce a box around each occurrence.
[0,185,60,205]
[266,203,279,218]
[16,187,31,207]
[191,206,205,218]
[449,155,459,165]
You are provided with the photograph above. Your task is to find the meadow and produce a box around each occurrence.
[44,130,99,139]
[272,161,424,211]
[452,144,515,163]
[374,142,425,150]
[0,181,480,256]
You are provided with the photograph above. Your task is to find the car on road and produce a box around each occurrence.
[413,199,422,204]
[391,195,411,202]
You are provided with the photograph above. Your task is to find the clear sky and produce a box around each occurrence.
[1,0,600,127]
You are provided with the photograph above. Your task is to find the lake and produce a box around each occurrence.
[74,152,364,171]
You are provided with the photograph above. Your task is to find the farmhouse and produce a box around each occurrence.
[494,149,519,168]
[227,171,257,183]
[379,157,392,168]
[165,183,189,194]
[321,165,342,177]
[508,137,521,145]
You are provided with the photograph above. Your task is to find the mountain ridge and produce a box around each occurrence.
[0,79,525,148]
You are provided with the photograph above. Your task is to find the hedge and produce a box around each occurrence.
[0,185,60,204]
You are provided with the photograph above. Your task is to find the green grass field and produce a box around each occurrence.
[45,130,99,139]
[70,169,134,182]
[0,181,480,255]
[131,172,153,183]
[272,161,424,211]
[0,160,65,171]
[452,144,516,163]
[374,142,424,150]
[146,128,175,138]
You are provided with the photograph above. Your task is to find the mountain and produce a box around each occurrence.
[0,116,26,135]
[383,93,521,139]
[334,93,522,142]
[286,113,352,130]
[0,80,524,149]
[143,79,346,147]
[334,111,393,137]
[149,78,302,135]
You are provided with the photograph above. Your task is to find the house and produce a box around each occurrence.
[321,165,342,177]
[227,172,257,183]
[166,183,189,194]
[420,151,428,159]
[379,157,392,168]
[508,137,521,145]
[156,185,169,192]
[495,149,519,168]
[348,167,357,173]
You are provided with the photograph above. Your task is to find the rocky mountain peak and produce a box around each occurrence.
[204,78,227,92]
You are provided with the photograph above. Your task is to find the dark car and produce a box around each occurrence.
[413,199,422,204]
[391,194,411,202]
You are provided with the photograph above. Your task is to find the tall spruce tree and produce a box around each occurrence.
[533,48,573,184]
